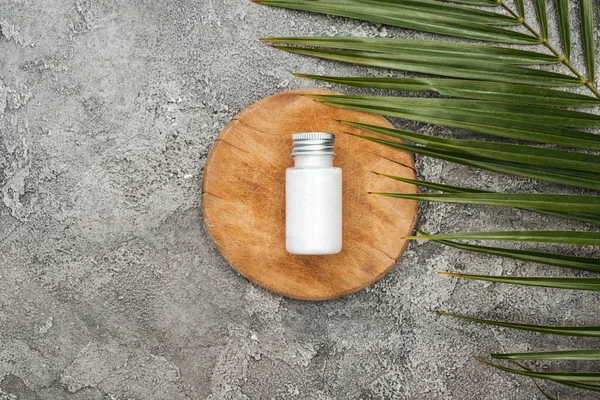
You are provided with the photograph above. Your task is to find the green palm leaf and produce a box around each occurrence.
[414,231,600,273]
[440,312,600,337]
[509,361,595,398]
[580,0,595,83]
[556,0,571,60]
[273,46,582,86]
[447,0,499,5]
[408,230,600,246]
[253,0,537,43]
[514,0,525,19]
[480,359,600,383]
[440,272,600,292]
[317,96,600,128]
[263,37,560,64]
[360,0,521,26]
[542,381,600,394]
[320,99,600,150]
[341,120,600,171]
[532,0,549,39]
[295,74,600,107]
[493,348,600,361]
[378,175,485,194]
[353,133,600,190]
[386,178,600,224]
[373,192,600,213]
[486,358,600,392]
[257,0,600,395]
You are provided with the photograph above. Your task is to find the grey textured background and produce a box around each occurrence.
[1,0,599,399]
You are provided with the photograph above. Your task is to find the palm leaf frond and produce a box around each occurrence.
[386,179,600,225]
[353,133,600,190]
[377,175,484,194]
[257,0,600,395]
[323,100,600,150]
[273,46,582,86]
[373,192,600,213]
[392,178,600,224]
[408,230,600,246]
[510,361,576,399]
[547,381,600,393]
[514,0,525,19]
[341,119,600,168]
[253,0,537,43]
[493,348,600,361]
[414,230,600,273]
[440,272,600,292]
[556,0,571,60]
[480,358,600,384]
[314,95,600,128]
[532,0,549,39]
[295,74,600,107]
[446,0,500,5]
[580,0,595,83]
[440,312,600,337]
[262,37,560,64]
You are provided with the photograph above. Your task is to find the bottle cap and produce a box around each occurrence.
[291,132,335,156]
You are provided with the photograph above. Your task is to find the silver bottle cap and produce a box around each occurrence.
[291,132,335,156]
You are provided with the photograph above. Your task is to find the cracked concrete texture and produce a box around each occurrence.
[0,0,599,399]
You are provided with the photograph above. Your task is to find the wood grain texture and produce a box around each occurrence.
[202,89,418,300]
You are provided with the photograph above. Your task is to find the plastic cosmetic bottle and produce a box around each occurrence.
[286,132,342,255]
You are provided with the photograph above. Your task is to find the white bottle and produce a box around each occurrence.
[286,132,342,255]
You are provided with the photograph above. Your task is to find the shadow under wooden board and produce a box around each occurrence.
[202,89,418,300]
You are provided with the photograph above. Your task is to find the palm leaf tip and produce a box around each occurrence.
[438,271,459,277]
[476,357,493,365]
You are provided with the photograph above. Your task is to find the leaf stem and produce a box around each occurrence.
[500,2,600,99]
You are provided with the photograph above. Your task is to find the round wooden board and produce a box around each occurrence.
[202,89,418,300]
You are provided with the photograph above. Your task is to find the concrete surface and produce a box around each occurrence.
[1,0,599,399]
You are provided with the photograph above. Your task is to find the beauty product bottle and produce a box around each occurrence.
[286,132,342,255]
